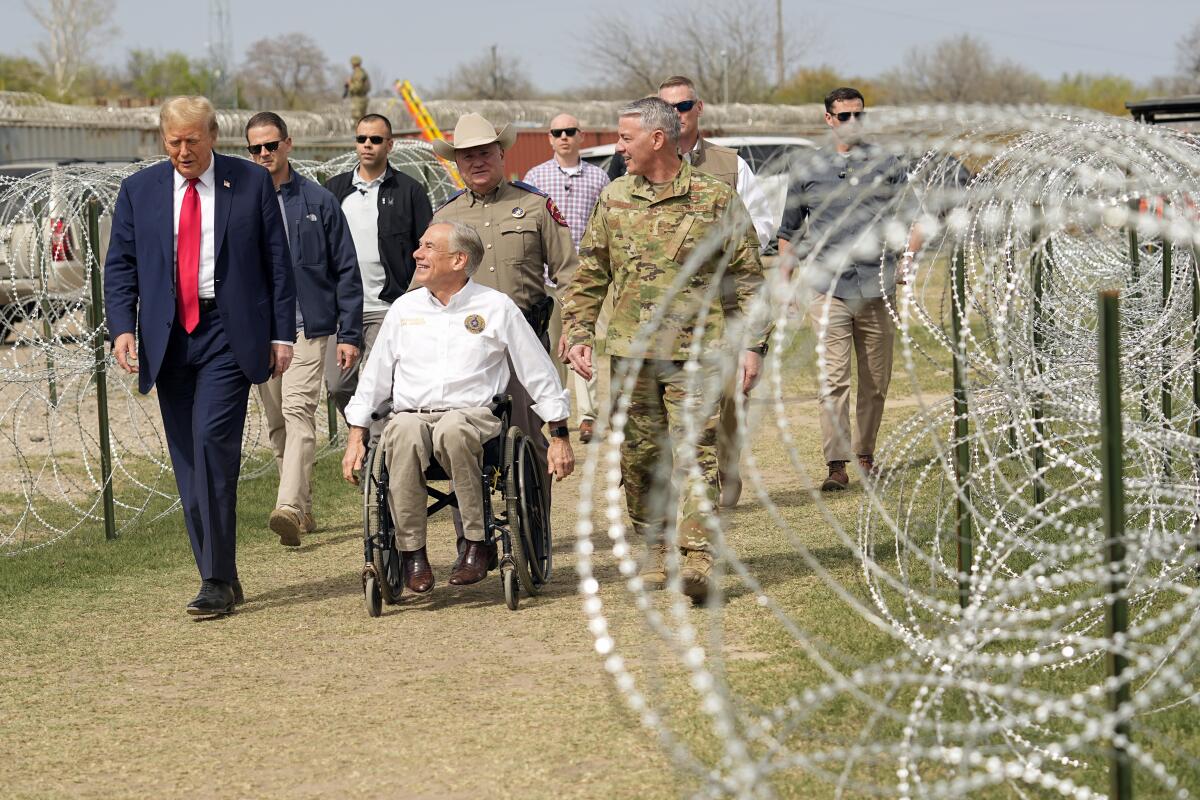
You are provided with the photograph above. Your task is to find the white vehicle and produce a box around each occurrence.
[580,135,817,246]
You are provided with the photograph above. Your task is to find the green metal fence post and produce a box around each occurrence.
[1030,208,1046,506]
[32,199,59,408]
[951,247,973,609]
[327,394,339,445]
[87,199,117,540]
[1098,289,1132,800]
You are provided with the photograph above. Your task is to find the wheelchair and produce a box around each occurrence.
[360,395,552,616]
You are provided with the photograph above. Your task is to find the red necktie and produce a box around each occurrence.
[177,177,201,333]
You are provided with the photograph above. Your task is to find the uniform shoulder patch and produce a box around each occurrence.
[436,188,466,211]
[510,180,548,198]
[546,197,569,227]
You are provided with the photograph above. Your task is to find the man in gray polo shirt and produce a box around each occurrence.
[778,87,921,491]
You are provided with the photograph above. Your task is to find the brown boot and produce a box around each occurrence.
[268,507,303,546]
[856,454,878,480]
[402,547,434,594]
[639,542,669,590]
[680,548,714,603]
[449,540,493,585]
[821,461,849,491]
[302,512,317,533]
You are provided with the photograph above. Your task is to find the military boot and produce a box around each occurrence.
[639,542,669,590]
[680,548,714,603]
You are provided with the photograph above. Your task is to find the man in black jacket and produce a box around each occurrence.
[324,113,434,416]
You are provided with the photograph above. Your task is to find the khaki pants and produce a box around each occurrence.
[258,332,329,516]
[612,356,721,552]
[381,408,502,552]
[549,294,599,422]
[808,294,895,464]
[325,309,388,416]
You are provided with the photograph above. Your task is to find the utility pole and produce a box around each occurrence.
[208,0,233,108]
[490,44,500,100]
[775,0,785,87]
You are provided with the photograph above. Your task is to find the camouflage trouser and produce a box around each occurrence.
[350,97,368,122]
[611,356,721,552]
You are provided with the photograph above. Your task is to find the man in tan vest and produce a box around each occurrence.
[657,75,773,509]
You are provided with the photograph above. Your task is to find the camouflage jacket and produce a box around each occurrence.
[562,160,765,360]
[347,67,370,96]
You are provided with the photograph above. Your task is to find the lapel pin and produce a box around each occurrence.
[223,180,231,188]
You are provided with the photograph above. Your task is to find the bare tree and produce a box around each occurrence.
[883,34,1046,104]
[1177,19,1200,89]
[434,46,534,100]
[240,33,333,110]
[584,0,808,103]
[24,0,116,99]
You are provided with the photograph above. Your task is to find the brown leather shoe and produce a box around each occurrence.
[579,418,594,444]
[449,540,493,585]
[402,547,434,594]
[821,461,849,491]
[856,454,878,479]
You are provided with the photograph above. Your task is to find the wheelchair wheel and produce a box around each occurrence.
[505,428,552,596]
[364,444,402,604]
[364,575,382,617]
[502,564,519,610]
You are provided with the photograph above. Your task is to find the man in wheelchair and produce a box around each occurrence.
[341,221,574,593]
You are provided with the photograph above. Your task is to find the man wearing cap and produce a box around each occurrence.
[431,113,579,484]
[344,56,370,122]
[522,113,609,444]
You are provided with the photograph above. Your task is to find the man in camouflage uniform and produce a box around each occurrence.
[431,113,578,485]
[344,56,370,123]
[563,97,766,603]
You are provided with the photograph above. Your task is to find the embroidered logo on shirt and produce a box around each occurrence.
[464,314,486,334]
[510,206,526,219]
[398,318,425,326]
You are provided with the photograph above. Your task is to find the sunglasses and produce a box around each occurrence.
[550,127,579,138]
[832,110,866,122]
[356,135,387,144]
[246,140,281,155]
[671,100,697,113]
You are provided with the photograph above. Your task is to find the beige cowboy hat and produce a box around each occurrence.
[432,113,516,160]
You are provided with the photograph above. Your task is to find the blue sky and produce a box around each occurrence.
[1,0,1195,93]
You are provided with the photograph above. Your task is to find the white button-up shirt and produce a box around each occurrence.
[173,159,216,299]
[344,280,570,428]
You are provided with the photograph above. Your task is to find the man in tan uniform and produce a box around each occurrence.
[431,113,578,488]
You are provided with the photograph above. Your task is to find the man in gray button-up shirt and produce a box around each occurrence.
[778,87,921,492]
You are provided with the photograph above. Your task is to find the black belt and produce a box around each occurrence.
[198,297,218,314]
[398,407,451,414]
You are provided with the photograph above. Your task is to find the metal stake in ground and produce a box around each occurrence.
[1098,289,1132,800]
[951,246,972,610]
[87,199,116,541]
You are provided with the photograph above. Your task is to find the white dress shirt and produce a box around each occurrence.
[344,280,571,429]
[173,159,216,299]
[686,143,775,251]
[341,170,389,313]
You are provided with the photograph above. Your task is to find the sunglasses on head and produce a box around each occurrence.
[832,110,866,122]
[246,140,281,155]
[550,127,578,138]
[356,134,387,144]
[671,100,697,113]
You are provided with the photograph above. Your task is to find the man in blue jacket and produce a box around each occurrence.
[246,112,364,547]
[105,96,295,616]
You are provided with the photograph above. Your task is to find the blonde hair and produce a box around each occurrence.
[159,96,219,136]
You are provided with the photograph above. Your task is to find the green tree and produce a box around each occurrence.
[0,56,48,93]
[1049,73,1149,117]
[125,50,214,101]
[773,66,889,106]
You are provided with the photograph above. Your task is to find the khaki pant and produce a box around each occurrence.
[549,294,599,422]
[257,332,329,516]
[381,407,502,551]
[612,356,721,552]
[808,294,895,463]
[326,309,388,417]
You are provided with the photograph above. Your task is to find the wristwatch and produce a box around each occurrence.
[549,425,570,439]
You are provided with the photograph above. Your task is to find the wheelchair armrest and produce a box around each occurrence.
[370,400,393,421]
[489,394,512,429]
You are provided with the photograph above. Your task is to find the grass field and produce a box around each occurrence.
[3,290,1199,798]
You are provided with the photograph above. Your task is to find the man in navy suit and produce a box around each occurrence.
[104,96,295,616]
